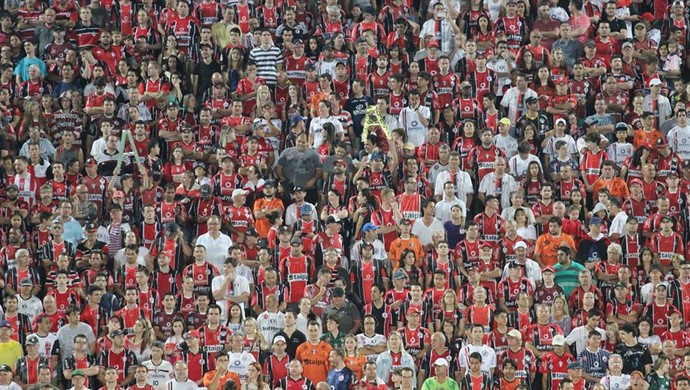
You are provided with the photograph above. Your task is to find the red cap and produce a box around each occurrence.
[113,190,125,198]
[85,158,97,167]
[555,76,568,85]
[543,266,555,273]
[427,41,439,48]
[186,329,201,339]
[629,178,643,187]
[480,242,493,250]
[407,306,421,316]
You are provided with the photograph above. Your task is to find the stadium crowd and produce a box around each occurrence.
[1,0,690,388]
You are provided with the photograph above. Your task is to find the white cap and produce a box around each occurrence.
[273,336,287,344]
[433,358,449,367]
[649,78,663,87]
[555,118,567,126]
[513,241,527,250]
[552,335,566,346]
[507,329,522,339]
[232,189,248,198]
[592,202,608,214]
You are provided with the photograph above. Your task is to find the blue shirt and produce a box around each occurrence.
[327,367,353,390]
[54,217,84,246]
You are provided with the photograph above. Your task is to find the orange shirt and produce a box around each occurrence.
[535,232,576,266]
[253,197,285,238]
[388,236,425,268]
[591,177,630,200]
[633,128,664,149]
[344,354,367,380]
[202,370,241,390]
[295,340,332,384]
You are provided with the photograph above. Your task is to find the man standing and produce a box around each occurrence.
[275,133,323,204]
[195,216,233,270]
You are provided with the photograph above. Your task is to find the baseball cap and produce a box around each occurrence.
[25,335,39,345]
[293,186,306,193]
[433,358,449,367]
[543,266,555,274]
[589,216,604,225]
[507,329,522,339]
[555,118,567,126]
[362,223,379,233]
[393,268,408,280]
[526,96,538,104]
[649,78,663,87]
[568,361,583,369]
[407,306,421,316]
[273,336,287,344]
[20,278,33,287]
[0,365,11,373]
[656,138,669,148]
[6,184,18,192]
[615,122,628,131]
[232,189,248,198]
[551,335,566,346]
[290,237,303,246]
[186,329,201,339]
[499,117,511,126]
[513,241,527,250]
[85,158,97,167]
[290,115,305,127]
[200,184,212,197]
[300,204,313,214]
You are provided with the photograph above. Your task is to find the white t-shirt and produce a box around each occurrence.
[356,333,387,362]
[227,351,256,382]
[411,217,445,245]
[163,379,198,390]
[667,124,690,161]
[399,106,431,146]
[17,295,43,323]
[211,274,251,321]
[434,170,474,204]
[458,344,497,375]
[142,359,174,389]
[256,311,285,344]
[309,116,345,149]
[195,232,233,270]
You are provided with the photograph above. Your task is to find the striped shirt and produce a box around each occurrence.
[553,261,585,297]
[577,348,610,379]
[248,45,283,85]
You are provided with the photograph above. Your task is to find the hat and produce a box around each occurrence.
[113,190,125,198]
[362,223,379,233]
[427,41,440,48]
[589,216,604,226]
[193,161,207,171]
[568,361,583,370]
[673,0,684,6]
[585,40,597,48]
[629,178,644,187]
[0,365,11,373]
[165,222,179,234]
[20,277,33,287]
[264,179,277,187]
[403,142,416,150]
[393,269,408,281]
[305,62,316,71]
[25,335,39,345]
[507,329,522,339]
[273,335,287,344]
[661,215,673,222]
[526,96,538,104]
[555,118,567,126]
[333,159,347,167]
[363,6,376,14]
[109,329,124,338]
[290,237,303,246]
[615,122,628,131]
[290,115,305,127]
[649,78,663,87]
[433,358,449,367]
[513,241,527,250]
[667,170,680,178]
[167,101,179,109]
[232,189,248,198]
[551,335,566,346]
[186,329,201,339]
[635,21,647,29]
[293,186,306,193]
[460,81,472,89]
[53,24,65,32]
[555,76,568,85]
[279,225,292,234]
[85,158,97,167]
[6,184,18,192]
[300,204,313,214]
[407,306,421,316]
[245,229,259,237]
[656,138,669,148]
[370,152,384,161]
[332,287,345,297]
[292,38,304,45]
[543,266,555,274]
[508,261,524,269]
[622,41,634,49]
[499,117,511,126]
[584,117,599,126]
[71,369,85,377]
[0,321,10,328]
[200,184,212,197]
[592,202,608,214]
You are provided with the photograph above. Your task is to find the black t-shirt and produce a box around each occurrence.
[275,329,307,359]
[614,342,653,374]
